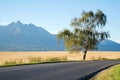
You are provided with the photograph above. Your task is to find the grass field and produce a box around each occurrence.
[0,51,120,66]
[91,64,120,80]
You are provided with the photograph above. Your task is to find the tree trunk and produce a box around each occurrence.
[83,49,87,60]
[83,46,88,60]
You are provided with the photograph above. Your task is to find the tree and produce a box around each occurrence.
[57,10,109,60]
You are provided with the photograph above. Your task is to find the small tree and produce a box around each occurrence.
[57,10,109,60]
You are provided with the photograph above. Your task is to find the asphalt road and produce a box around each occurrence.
[0,60,120,80]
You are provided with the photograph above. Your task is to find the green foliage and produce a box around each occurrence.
[57,10,109,52]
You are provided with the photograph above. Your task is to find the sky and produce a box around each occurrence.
[0,0,120,43]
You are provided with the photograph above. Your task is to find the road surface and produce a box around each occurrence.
[0,60,120,80]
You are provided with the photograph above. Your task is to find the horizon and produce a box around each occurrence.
[0,0,120,43]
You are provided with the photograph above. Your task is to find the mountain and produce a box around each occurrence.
[0,21,120,51]
[98,40,120,51]
[0,21,64,51]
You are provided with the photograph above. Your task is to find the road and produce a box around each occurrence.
[0,60,120,80]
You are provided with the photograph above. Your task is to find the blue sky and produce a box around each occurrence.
[0,0,120,43]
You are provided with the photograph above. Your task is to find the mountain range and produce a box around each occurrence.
[0,21,120,51]
[98,40,120,51]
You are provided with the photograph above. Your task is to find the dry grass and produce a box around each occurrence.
[0,51,120,66]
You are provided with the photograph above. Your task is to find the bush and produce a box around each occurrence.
[28,57,42,63]
[4,61,17,65]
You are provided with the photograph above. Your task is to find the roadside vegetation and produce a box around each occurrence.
[91,56,120,61]
[1,55,120,67]
[91,64,120,80]
[1,56,67,67]
[0,52,120,67]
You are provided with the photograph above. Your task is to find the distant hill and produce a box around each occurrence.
[0,21,120,51]
[98,40,120,51]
